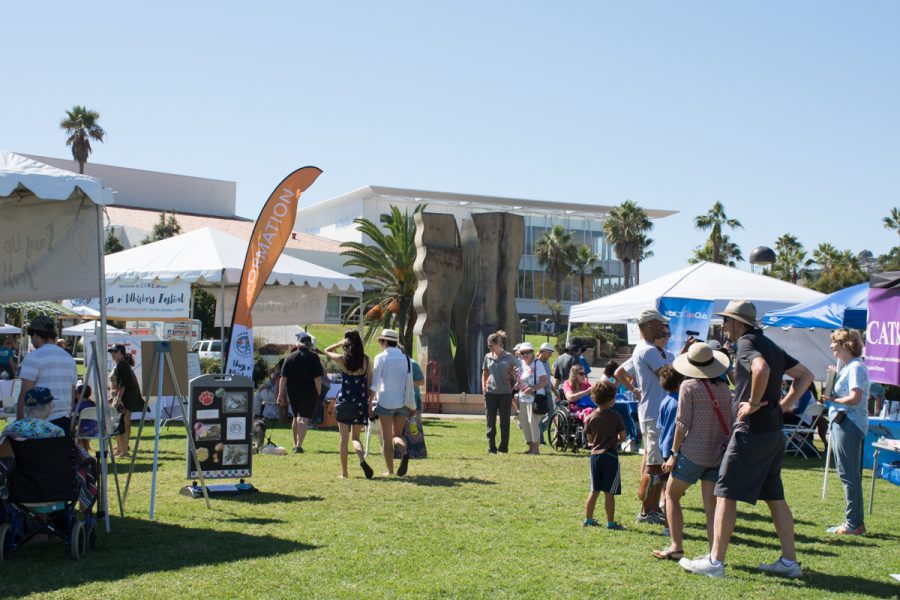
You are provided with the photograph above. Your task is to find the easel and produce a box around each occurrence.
[122,341,211,519]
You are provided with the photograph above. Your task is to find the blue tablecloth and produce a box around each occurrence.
[865,417,900,469]
[612,400,639,443]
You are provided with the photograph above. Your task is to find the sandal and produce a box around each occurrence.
[651,547,684,561]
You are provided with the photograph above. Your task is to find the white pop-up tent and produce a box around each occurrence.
[569,262,824,324]
[62,321,126,336]
[0,323,21,334]
[0,149,116,530]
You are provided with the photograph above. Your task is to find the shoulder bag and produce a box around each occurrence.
[532,365,549,415]
[701,380,731,453]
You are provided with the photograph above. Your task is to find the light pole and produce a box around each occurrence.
[520,318,528,343]
[543,318,553,343]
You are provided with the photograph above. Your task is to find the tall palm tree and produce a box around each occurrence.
[535,224,577,304]
[635,233,654,285]
[694,201,743,264]
[570,244,604,302]
[771,233,810,283]
[690,233,744,267]
[340,205,424,352]
[60,105,105,174]
[884,207,900,239]
[811,242,841,272]
[603,200,653,288]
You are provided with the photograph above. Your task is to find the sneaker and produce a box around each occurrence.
[827,524,865,536]
[636,512,654,524]
[758,557,803,579]
[648,511,667,525]
[607,522,626,531]
[679,554,726,579]
[583,519,602,528]
[293,446,302,454]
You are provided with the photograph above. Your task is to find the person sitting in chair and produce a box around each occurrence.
[1,387,65,445]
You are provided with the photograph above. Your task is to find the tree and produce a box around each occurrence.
[809,246,867,293]
[104,229,124,254]
[771,233,810,283]
[811,242,841,272]
[569,244,604,302]
[603,200,653,288]
[60,105,105,174]
[535,225,577,305]
[192,288,218,339]
[884,207,900,239]
[635,233,654,285]
[340,205,423,352]
[690,233,744,267]
[693,201,743,264]
[142,211,182,244]
[877,246,900,271]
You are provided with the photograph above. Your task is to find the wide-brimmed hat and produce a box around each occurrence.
[539,342,554,353]
[377,329,400,343]
[518,342,535,353]
[637,308,669,325]
[715,300,759,328]
[24,386,54,406]
[27,315,56,335]
[673,342,730,379]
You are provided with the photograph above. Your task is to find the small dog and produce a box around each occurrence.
[251,419,267,454]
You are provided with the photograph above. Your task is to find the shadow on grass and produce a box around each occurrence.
[210,492,324,504]
[379,474,496,488]
[420,419,461,429]
[730,565,898,598]
[682,505,816,526]
[3,516,317,597]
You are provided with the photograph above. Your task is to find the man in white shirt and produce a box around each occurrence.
[369,329,415,476]
[17,315,77,433]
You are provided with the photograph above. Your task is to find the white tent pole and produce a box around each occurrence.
[95,202,111,533]
[220,270,225,374]
[565,320,572,349]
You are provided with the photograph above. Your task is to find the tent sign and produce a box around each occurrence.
[105,282,190,320]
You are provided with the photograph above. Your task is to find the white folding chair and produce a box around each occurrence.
[0,379,22,423]
[784,402,824,459]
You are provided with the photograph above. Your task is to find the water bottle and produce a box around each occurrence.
[409,419,419,437]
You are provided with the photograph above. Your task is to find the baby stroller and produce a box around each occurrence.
[0,437,98,560]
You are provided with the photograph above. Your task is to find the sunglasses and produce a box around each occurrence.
[520,350,533,355]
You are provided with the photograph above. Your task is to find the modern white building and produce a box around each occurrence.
[297,185,677,321]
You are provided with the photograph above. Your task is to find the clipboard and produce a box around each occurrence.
[823,369,836,397]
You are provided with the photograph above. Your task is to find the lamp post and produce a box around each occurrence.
[520,318,528,343]
[543,318,553,343]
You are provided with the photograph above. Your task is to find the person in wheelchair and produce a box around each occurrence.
[0,387,65,445]
[563,367,595,423]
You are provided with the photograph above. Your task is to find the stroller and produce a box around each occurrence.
[0,437,99,560]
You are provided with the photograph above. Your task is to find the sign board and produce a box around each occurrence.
[626,321,640,345]
[186,374,254,480]
[658,297,714,355]
[140,340,189,397]
[72,282,191,320]
[127,319,201,346]
[865,285,900,385]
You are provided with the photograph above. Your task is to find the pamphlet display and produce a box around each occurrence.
[186,374,254,480]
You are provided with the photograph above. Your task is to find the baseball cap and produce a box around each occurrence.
[24,386,54,406]
[636,308,669,325]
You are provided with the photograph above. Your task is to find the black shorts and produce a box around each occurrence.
[590,452,621,495]
[715,426,785,504]
[290,393,317,420]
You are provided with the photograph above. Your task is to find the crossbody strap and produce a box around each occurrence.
[701,380,730,437]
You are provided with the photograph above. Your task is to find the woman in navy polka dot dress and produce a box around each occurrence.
[324,330,374,479]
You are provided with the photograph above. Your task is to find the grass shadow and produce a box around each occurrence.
[380,475,496,488]
[682,505,815,526]
[3,517,317,597]
[420,420,461,429]
[210,492,324,504]
[730,565,898,598]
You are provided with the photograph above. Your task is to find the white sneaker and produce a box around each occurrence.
[758,558,803,579]
[679,554,725,579]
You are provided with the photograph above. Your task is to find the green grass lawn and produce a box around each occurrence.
[4,419,898,599]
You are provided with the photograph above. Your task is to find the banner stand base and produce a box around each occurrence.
[180,479,258,498]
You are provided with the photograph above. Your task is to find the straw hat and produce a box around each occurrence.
[673,342,730,379]
[377,329,400,342]
[715,300,759,328]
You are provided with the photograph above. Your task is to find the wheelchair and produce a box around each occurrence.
[546,401,588,453]
[0,436,99,561]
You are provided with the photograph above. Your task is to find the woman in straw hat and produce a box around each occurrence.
[514,342,548,455]
[652,342,732,561]
[369,329,415,476]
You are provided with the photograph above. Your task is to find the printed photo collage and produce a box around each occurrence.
[190,386,252,472]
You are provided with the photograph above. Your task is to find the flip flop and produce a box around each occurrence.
[360,460,374,480]
[652,548,684,561]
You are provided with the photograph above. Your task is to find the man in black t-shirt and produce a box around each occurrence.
[278,333,323,453]
[680,301,812,580]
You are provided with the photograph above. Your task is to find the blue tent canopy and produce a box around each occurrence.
[761,283,868,329]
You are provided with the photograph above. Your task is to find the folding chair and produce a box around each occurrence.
[784,402,824,459]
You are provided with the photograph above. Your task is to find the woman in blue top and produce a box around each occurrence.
[821,328,870,536]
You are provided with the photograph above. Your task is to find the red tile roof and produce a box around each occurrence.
[105,206,344,253]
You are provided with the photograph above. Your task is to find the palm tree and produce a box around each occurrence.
[603,200,653,288]
[535,224,578,304]
[340,205,424,352]
[771,233,810,283]
[690,233,744,267]
[635,233,654,285]
[570,244,604,302]
[142,211,182,244]
[811,242,841,272]
[884,207,900,239]
[60,105,105,174]
[694,201,743,264]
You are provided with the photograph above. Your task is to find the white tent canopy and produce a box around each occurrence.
[105,227,362,291]
[0,149,113,205]
[0,323,21,334]
[61,321,126,337]
[569,262,825,324]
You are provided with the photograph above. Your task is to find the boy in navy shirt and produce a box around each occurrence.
[583,380,627,530]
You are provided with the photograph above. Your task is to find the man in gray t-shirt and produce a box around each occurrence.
[481,336,518,454]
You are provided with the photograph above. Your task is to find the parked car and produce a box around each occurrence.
[191,339,225,361]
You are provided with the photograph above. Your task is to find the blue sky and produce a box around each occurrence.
[4,1,898,280]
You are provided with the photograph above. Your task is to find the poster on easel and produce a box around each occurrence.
[186,374,254,480]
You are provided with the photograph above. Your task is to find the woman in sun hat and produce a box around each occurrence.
[514,342,548,455]
[369,328,415,476]
[652,342,732,562]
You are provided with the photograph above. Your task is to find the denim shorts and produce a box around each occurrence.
[672,452,720,485]
[374,404,409,418]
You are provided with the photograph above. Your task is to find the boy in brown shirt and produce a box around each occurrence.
[582,380,627,530]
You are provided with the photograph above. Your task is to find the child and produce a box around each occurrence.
[74,384,98,453]
[655,365,684,533]
[583,379,627,530]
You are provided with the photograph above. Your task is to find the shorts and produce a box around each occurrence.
[672,452,720,485]
[374,404,409,418]
[715,426,785,504]
[590,452,621,494]
[640,419,663,466]
[289,394,317,420]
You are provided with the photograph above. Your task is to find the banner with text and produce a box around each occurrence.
[659,296,714,356]
[213,286,328,327]
[224,167,323,378]
[865,281,900,385]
